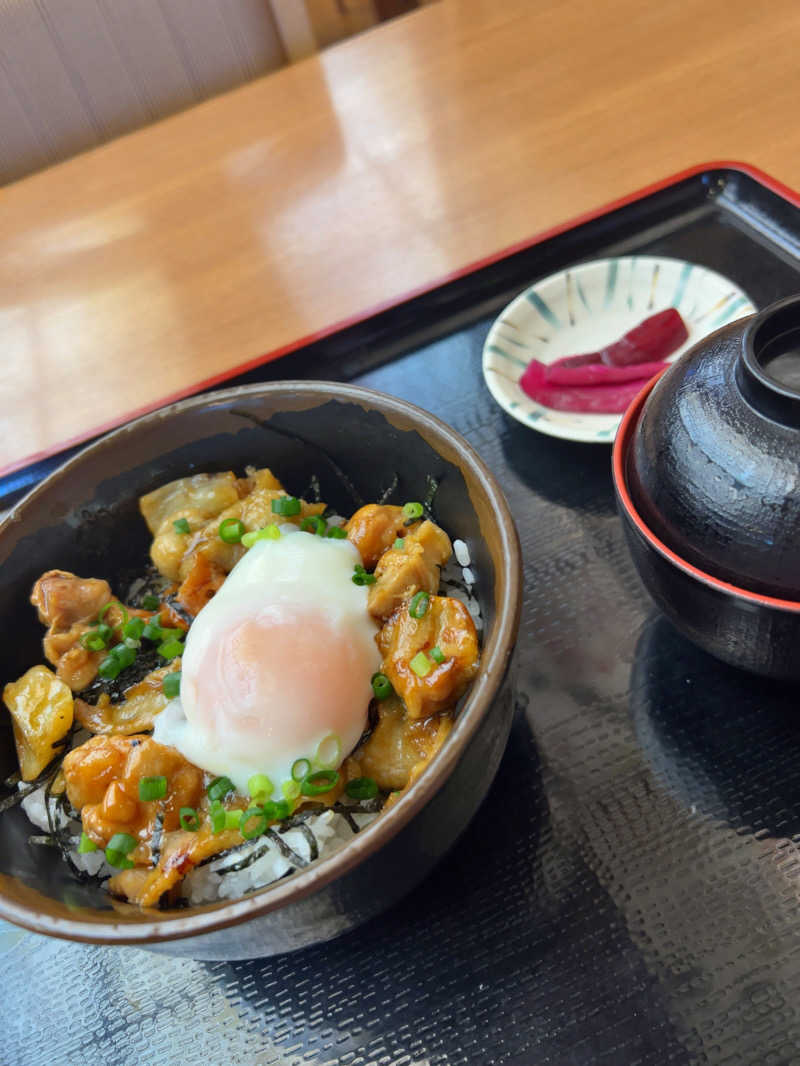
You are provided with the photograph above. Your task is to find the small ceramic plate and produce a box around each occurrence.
[482,256,756,443]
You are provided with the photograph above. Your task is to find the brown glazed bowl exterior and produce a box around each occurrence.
[0,382,521,960]
[614,377,800,680]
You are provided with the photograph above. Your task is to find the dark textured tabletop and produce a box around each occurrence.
[5,171,800,1065]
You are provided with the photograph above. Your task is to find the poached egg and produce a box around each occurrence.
[154,528,380,798]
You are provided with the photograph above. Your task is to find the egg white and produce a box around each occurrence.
[153,528,380,798]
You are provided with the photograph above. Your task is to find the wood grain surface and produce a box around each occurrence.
[3,0,800,475]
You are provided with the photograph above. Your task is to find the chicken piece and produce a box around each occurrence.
[377,595,479,719]
[31,570,111,631]
[139,472,242,536]
[31,570,115,690]
[2,665,74,781]
[74,661,177,735]
[144,472,243,582]
[108,823,243,907]
[63,734,204,861]
[241,466,284,493]
[171,489,326,611]
[149,507,211,583]
[175,553,227,616]
[352,695,452,791]
[346,505,418,569]
[368,520,452,620]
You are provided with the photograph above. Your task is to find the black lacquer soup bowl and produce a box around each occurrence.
[614,295,800,680]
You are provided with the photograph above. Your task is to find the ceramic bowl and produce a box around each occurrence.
[618,332,800,682]
[0,382,521,959]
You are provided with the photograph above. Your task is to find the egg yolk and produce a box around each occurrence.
[183,604,371,760]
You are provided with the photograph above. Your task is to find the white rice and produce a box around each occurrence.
[441,540,482,633]
[453,538,471,567]
[20,784,112,878]
[181,808,377,904]
[18,781,375,901]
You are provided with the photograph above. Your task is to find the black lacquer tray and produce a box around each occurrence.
[4,164,800,1065]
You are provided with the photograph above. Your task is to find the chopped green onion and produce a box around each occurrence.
[157,638,184,660]
[273,799,290,821]
[225,809,243,830]
[105,849,134,869]
[241,524,281,548]
[98,642,136,679]
[345,777,379,800]
[123,617,145,641]
[97,655,121,681]
[209,800,226,834]
[429,645,445,664]
[402,501,424,521]
[123,637,141,650]
[409,590,430,619]
[98,601,129,627]
[179,807,199,832]
[108,832,136,855]
[371,673,393,700]
[291,758,311,782]
[173,517,191,534]
[80,630,108,652]
[326,526,347,539]
[141,594,160,611]
[352,564,376,587]
[138,775,168,802]
[301,769,340,797]
[248,773,273,800]
[301,515,327,535]
[218,517,246,544]
[410,651,432,677]
[111,644,136,666]
[96,623,114,644]
[142,620,164,642]
[282,780,301,802]
[394,538,405,550]
[162,671,181,700]
[78,831,98,854]
[315,734,342,770]
[207,776,235,802]
[240,807,268,840]
[271,496,302,516]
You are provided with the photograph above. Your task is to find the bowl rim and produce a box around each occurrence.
[613,375,800,613]
[0,381,522,944]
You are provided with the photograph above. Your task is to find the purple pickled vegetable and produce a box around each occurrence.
[545,308,689,372]
[520,359,659,414]
[600,308,688,366]
[544,359,670,387]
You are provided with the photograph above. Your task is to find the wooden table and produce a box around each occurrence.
[3,0,800,478]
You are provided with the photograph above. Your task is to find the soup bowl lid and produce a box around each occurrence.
[625,294,800,601]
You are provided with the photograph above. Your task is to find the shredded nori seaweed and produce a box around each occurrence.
[150,807,165,867]
[264,828,308,869]
[74,644,166,705]
[163,595,194,627]
[377,472,399,506]
[297,822,319,862]
[28,834,58,847]
[0,744,75,812]
[303,474,322,504]
[212,843,271,875]
[200,798,384,875]
[423,474,440,517]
